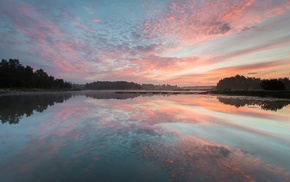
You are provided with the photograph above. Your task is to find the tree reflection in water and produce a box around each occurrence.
[0,93,73,124]
[217,97,290,111]
[84,91,142,100]
[2,92,289,125]
[0,91,158,124]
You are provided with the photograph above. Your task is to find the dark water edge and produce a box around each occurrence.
[206,90,290,99]
[0,89,206,96]
[0,88,73,96]
[2,89,290,100]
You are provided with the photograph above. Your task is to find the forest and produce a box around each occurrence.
[85,81,143,90]
[216,75,290,90]
[0,59,71,89]
[0,59,182,91]
[85,81,181,90]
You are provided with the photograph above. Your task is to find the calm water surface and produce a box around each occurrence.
[0,92,290,182]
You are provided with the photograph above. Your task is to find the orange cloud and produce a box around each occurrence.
[166,59,290,86]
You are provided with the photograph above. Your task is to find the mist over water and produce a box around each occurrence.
[1,92,290,181]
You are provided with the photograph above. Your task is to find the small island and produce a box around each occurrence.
[207,74,290,99]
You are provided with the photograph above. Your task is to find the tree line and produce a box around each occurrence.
[0,59,71,89]
[141,83,180,90]
[85,81,182,90]
[85,81,143,90]
[216,75,290,91]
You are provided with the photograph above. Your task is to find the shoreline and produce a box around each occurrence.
[0,89,206,96]
[114,90,205,94]
[1,88,290,100]
[205,90,290,99]
[0,88,75,96]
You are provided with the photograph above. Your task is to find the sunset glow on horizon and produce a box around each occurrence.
[0,0,290,86]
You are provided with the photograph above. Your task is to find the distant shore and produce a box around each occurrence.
[0,88,206,96]
[2,88,290,100]
[114,90,205,94]
[205,90,290,99]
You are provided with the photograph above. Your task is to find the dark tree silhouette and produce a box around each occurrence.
[141,83,180,90]
[85,81,143,90]
[0,59,72,89]
[260,79,285,90]
[216,75,261,90]
[278,77,290,89]
[216,75,290,91]
[85,81,182,90]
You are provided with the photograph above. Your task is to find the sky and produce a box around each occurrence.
[0,0,290,86]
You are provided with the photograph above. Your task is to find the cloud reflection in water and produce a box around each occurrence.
[0,93,289,181]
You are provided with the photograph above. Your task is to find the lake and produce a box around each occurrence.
[0,91,290,182]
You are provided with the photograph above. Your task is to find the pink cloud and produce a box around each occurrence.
[53,107,89,121]
[143,0,290,45]
[91,18,101,23]
[1,2,92,74]
[72,21,96,33]
[52,55,89,73]
[128,56,201,79]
